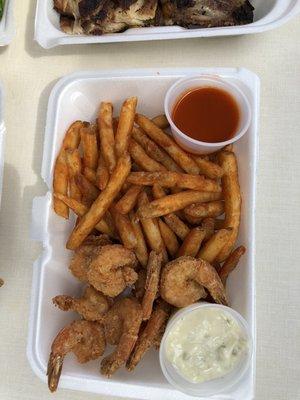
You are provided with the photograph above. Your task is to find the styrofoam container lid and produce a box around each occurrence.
[35,0,300,48]
[0,0,14,46]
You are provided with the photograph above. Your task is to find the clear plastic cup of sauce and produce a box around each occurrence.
[159,303,253,397]
[164,75,251,154]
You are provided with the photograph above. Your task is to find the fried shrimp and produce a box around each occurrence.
[133,269,147,301]
[87,244,138,297]
[53,286,112,322]
[101,297,143,377]
[69,235,112,282]
[160,256,228,307]
[126,300,171,371]
[141,251,163,320]
[47,320,105,392]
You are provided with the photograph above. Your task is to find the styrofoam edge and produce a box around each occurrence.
[30,68,259,400]
[0,0,14,46]
[35,0,300,48]
[0,82,5,207]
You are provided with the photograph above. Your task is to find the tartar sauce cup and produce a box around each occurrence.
[159,303,253,397]
[164,75,252,154]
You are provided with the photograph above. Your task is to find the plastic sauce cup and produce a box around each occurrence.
[159,303,253,397]
[164,75,252,154]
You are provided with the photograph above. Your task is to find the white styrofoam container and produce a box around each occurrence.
[0,82,5,206]
[28,68,259,400]
[0,0,14,46]
[35,0,300,49]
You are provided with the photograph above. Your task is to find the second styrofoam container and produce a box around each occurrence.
[28,68,259,400]
[0,0,14,46]
[35,0,300,48]
[0,82,6,206]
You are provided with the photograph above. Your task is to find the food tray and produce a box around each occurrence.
[35,0,300,49]
[0,82,5,206]
[28,68,259,399]
[0,0,14,46]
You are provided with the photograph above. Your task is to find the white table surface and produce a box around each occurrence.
[0,2,299,400]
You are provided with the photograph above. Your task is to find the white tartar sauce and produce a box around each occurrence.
[165,307,248,383]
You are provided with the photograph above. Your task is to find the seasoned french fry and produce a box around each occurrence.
[152,114,169,129]
[83,166,97,185]
[115,97,137,158]
[115,184,142,214]
[53,150,69,218]
[111,206,137,249]
[80,124,98,171]
[219,246,246,285]
[127,171,221,192]
[201,217,215,241]
[129,211,148,268]
[197,228,232,264]
[66,149,82,201]
[158,219,179,258]
[67,154,131,250]
[152,184,190,240]
[131,127,182,173]
[62,121,85,150]
[135,114,199,174]
[177,227,206,257]
[215,151,241,262]
[183,213,203,225]
[129,139,166,172]
[184,201,225,219]
[96,154,109,190]
[138,192,168,261]
[193,157,224,179]
[75,173,100,205]
[54,193,115,237]
[98,102,116,173]
[138,189,222,219]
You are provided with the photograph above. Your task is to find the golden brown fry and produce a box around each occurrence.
[66,149,82,201]
[152,185,190,240]
[152,114,169,129]
[201,217,215,241]
[138,192,168,262]
[98,102,116,173]
[67,154,131,250]
[197,228,232,264]
[216,151,241,262]
[54,193,115,237]
[127,171,221,192]
[184,201,225,219]
[115,185,142,215]
[115,97,137,158]
[138,189,222,219]
[193,156,224,179]
[131,127,182,173]
[83,166,97,185]
[96,154,109,190]
[62,121,85,150]
[129,139,166,172]
[75,173,100,205]
[111,206,137,249]
[142,251,163,320]
[129,212,148,268]
[135,114,199,174]
[219,246,246,285]
[53,150,69,218]
[158,219,179,258]
[81,124,98,171]
[126,302,170,371]
[177,227,206,257]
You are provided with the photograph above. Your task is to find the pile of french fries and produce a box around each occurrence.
[53,96,245,287]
